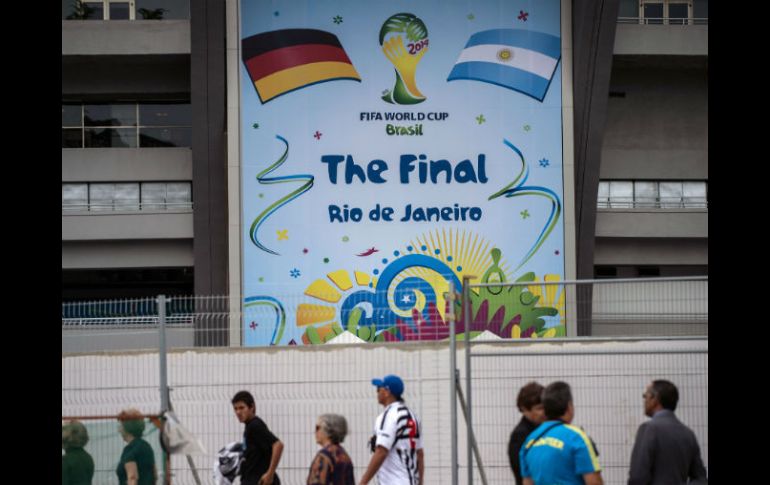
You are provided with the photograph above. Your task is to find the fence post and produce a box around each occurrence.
[158,295,169,413]
[462,275,474,485]
[447,281,458,485]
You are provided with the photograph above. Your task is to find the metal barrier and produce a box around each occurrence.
[617,17,708,25]
[62,278,708,483]
[61,277,708,353]
[62,338,707,485]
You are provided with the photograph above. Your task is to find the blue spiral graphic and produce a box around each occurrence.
[339,254,461,333]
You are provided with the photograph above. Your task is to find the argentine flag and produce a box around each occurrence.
[447,29,561,102]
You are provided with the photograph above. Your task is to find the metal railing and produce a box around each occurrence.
[62,201,193,212]
[597,197,707,209]
[62,277,708,354]
[617,16,708,25]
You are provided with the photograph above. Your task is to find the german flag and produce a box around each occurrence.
[242,29,361,104]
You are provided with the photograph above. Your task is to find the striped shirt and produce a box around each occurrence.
[373,401,423,485]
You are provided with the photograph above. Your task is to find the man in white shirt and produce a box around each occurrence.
[359,374,424,485]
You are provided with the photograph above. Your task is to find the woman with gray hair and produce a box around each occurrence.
[306,414,355,485]
[62,420,95,485]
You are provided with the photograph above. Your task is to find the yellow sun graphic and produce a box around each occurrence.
[298,269,375,341]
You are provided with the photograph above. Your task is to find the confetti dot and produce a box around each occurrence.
[407,245,413,251]
[273,11,279,17]
[393,250,400,256]
[373,269,380,275]
[434,249,441,255]
[382,258,388,264]
[369,282,373,287]
[421,245,427,251]
[342,236,349,242]
[303,248,308,254]
[258,193,264,198]
[323,257,330,263]
[457,266,463,272]
[258,277,264,282]
[447,256,453,262]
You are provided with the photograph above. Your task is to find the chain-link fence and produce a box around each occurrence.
[62,277,707,353]
[62,277,707,484]
[62,338,707,485]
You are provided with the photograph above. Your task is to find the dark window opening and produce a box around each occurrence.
[62,267,194,302]
[636,266,661,278]
[594,266,618,279]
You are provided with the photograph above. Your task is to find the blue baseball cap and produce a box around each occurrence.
[372,375,404,397]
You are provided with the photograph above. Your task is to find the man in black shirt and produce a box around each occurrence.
[232,390,284,485]
[507,381,545,485]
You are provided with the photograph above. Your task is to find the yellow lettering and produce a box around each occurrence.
[532,437,564,450]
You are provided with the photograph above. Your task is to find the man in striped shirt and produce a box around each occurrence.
[520,381,603,485]
[359,375,424,485]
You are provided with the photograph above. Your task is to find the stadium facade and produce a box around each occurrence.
[62,0,707,335]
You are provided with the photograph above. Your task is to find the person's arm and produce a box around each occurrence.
[152,464,158,484]
[307,450,334,485]
[124,461,139,485]
[62,457,70,485]
[358,446,389,485]
[417,448,425,485]
[583,471,604,485]
[688,435,708,483]
[509,427,528,485]
[627,424,653,485]
[507,432,517,475]
[259,440,284,485]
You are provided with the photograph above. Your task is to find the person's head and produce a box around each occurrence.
[371,374,404,406]
[62,420,89,450]
[517,381,545,424]
[644,380,679,416]
[542,381,574,422]
[231,390,256,423]
[315,413,348,446]
[117,408,146,441]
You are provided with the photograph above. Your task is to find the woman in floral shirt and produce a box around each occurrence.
[307,414,355,485]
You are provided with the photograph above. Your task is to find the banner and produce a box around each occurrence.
[240,0,567,345]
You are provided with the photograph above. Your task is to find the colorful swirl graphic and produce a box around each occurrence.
[339,254,461,332]
[244,295,286,345]
[249,135,314,254]
[488,139,561,271]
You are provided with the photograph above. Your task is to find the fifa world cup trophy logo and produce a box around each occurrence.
[379,13,429,104]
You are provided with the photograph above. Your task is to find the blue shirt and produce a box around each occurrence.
[519,421,601,485]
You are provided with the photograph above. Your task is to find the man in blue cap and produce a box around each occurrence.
[359,374,424,485]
